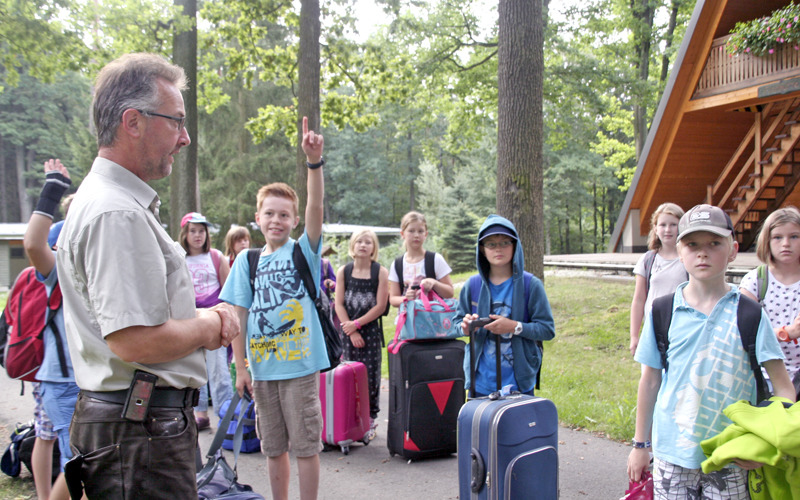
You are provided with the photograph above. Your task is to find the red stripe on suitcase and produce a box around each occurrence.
[403,433,420,451]
[427,381,454,415]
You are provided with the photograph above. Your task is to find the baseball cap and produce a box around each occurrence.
[48,220,64,248]
[677,204,734,242]
[479,224,518,242]
[181,212,210,228]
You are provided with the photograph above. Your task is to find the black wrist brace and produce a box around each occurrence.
[34,171,72,219]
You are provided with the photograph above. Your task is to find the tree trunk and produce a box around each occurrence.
[660,0,680,83]
[632,0,655,161]
[497,0,544,277]
[0,136,7,221]
[170,0,199,237]
[296,0,321,238]
[408,131,415,211]
[16,145,31,222]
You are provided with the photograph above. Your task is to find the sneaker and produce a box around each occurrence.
[366,418,378,441]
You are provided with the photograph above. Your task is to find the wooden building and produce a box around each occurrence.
[610,0,800,252]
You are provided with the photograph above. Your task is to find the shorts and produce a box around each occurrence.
[40,381,80,470]
[653,457,749,500]
[252,372,323,458]
[32,382,57,440]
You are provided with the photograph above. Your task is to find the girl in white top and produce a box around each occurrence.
[388,211,454,306]
[629,202,687,356]
[740,207,800,395]
[180,212,233,429]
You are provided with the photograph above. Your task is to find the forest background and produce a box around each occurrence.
[0,0,697,272]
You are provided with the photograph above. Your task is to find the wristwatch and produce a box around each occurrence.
[513,322,523,336]
[631,439,651,449]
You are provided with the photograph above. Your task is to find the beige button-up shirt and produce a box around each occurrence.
[57,157,206,391]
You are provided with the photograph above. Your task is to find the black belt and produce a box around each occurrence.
[81,388,199,408]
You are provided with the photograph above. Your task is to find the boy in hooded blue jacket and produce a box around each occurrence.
[456,215,555,396]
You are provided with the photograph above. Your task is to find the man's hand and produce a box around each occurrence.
[301,116,324,163]
[211,302,241,348]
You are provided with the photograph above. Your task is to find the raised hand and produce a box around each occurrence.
[301,116,324,163]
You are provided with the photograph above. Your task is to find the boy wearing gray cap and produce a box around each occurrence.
[627,204,795,498]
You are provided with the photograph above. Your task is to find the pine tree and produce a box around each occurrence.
[442,205,479,274]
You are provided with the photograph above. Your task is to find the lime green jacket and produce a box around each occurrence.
[700,397,800,499]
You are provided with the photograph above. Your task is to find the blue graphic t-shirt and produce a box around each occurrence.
[476,278,519,394]
[220,234,329,380]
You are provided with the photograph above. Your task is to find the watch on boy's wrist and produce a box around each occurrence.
[513,322,523,335]
[306,157,325,169]
[631,439,651,449]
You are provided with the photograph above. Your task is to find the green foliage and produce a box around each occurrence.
[441,206,479,274]
[726,3,800,56]
[0,0,88,88]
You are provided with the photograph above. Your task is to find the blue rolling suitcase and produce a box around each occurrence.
[457,320,559,499]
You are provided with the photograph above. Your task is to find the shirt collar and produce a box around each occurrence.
[91,157,160,217]
[675,281,738,310]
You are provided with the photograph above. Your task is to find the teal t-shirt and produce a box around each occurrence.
[476,278,520,394]
[220,234,329,380]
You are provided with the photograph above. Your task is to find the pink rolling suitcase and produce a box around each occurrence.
[319,360,371,454]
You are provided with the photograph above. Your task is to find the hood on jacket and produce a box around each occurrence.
[476,214,524,283]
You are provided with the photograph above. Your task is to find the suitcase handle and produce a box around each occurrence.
[470,446,486,493]
[467,318,493,398]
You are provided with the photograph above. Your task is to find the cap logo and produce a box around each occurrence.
[690,211,710,222]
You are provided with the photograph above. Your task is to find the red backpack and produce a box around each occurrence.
[2,267,65,382]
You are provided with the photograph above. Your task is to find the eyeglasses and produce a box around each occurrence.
[481,240,514,250]
[137,109,186,130]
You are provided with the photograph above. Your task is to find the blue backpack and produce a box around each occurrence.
[467,273,543,389]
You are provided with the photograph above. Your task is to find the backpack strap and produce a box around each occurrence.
[651,293,675,371]
[47,282,68,378]
[370,261,380,291]
[210,249,221,285]
[424,251,435,279]
[641,250,657,297]
[737,295,769,403]
[292,243,318,302]
[394,256,404,291]
[468,274,482,313]
[247,248,261,294]
[756,264,768,304]
[344,262,354,283]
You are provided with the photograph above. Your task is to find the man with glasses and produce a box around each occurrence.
[56,53,240,499]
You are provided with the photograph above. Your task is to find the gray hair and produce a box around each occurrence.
[92,53,187,147]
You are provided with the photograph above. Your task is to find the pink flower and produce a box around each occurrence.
[789,24,793,29]
[746,47,751,52]
[769,49,775,54]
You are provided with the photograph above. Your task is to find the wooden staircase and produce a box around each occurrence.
[710,98,800,250]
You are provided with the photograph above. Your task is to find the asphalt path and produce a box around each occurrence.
[0,370,632,499]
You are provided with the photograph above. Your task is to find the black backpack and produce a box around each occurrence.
[651,293,768,403]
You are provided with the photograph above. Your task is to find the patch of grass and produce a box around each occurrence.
[377,275,639,442]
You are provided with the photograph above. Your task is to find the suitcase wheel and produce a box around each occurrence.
[340,445,350,455]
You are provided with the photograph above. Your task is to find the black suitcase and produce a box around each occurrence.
[386,338,466,460]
